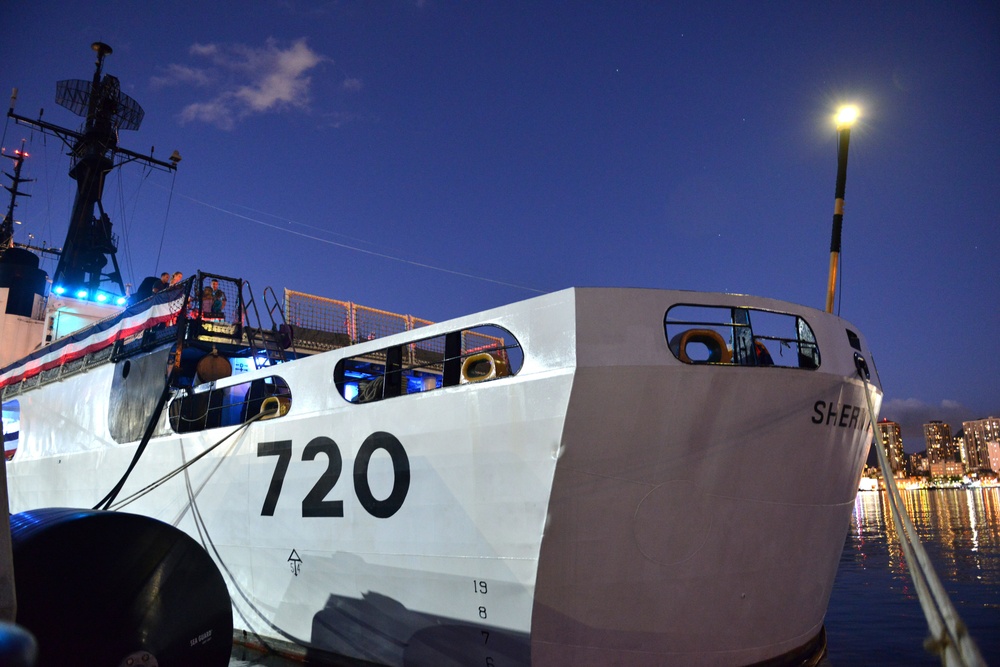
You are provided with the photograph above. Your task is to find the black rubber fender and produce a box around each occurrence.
[10,508,232,667]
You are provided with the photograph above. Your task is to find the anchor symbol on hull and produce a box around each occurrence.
[288,549,302,576]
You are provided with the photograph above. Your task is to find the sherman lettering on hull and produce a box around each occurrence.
[812,400,870,431]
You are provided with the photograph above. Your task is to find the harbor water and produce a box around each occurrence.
[821,487,1000,665]
[231,487,1000,666]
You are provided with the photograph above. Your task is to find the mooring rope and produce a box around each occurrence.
[106,406,273,511]
[855,354,985,667]
[93,369,179,511]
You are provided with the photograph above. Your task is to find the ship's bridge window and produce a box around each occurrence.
[334,324,523,404]
[664,305,820,369]
[169,375,291,433]
[2,399,19,461]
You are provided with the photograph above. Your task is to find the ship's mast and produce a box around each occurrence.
[0,142,33,253]
[7,42,180,298]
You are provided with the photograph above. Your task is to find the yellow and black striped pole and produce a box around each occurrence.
[826,105,859,313]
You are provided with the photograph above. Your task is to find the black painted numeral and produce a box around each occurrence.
[258,440,292,516]
[354,432,410,519]
[257,433,409,518]
[301,436,344,517]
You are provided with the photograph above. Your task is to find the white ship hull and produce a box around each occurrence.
[3,287,881,665]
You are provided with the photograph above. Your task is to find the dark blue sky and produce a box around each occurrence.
[3,2,997,447]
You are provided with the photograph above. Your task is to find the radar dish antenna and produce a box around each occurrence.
[55,42,145,132]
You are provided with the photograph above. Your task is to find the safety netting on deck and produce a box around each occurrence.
[283,289,506,357]
[284,289,434,352]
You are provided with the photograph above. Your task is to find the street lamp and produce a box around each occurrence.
[825,104,859,313]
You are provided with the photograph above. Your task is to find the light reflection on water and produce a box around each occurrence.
[822,487,1000,665]
[231,488,1000,665]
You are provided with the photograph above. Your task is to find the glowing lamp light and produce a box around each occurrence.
[53,285,66,295]
[835,105,860,130]
[95,293,109,303]
[343,383,359,402]
[115,296,128,306]
[75,289,88,299]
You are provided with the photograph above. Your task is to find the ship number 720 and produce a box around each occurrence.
[257,431,410,519]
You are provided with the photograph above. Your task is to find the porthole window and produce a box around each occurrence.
[665,305,820,369]
[335,324,524,403]
[169,375,291,433]
[2,399,19,461]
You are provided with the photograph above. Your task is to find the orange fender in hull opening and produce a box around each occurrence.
[671,329,732,364]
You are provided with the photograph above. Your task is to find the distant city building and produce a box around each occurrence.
[955,429,969,468]
[989,441,1000,474]
[875,419,906,477]
[929,460,965,479]
[962,417,1000,474]
[924,421,960,468]
[910,451,929,476]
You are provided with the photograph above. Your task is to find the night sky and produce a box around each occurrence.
[3,2,997,448]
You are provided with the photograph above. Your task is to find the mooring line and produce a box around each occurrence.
[107,411,264,511]
[855,354,985,667]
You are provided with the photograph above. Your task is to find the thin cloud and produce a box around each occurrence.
[234,40,324,111]
[150,64,213,89]
[158,38,328,130]
[179,100,237,131]
[189,43,220,57]
[322,110,362,129]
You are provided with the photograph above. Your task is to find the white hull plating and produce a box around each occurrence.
[3,288,881,666]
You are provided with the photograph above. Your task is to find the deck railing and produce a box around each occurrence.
[284,290,434,351]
